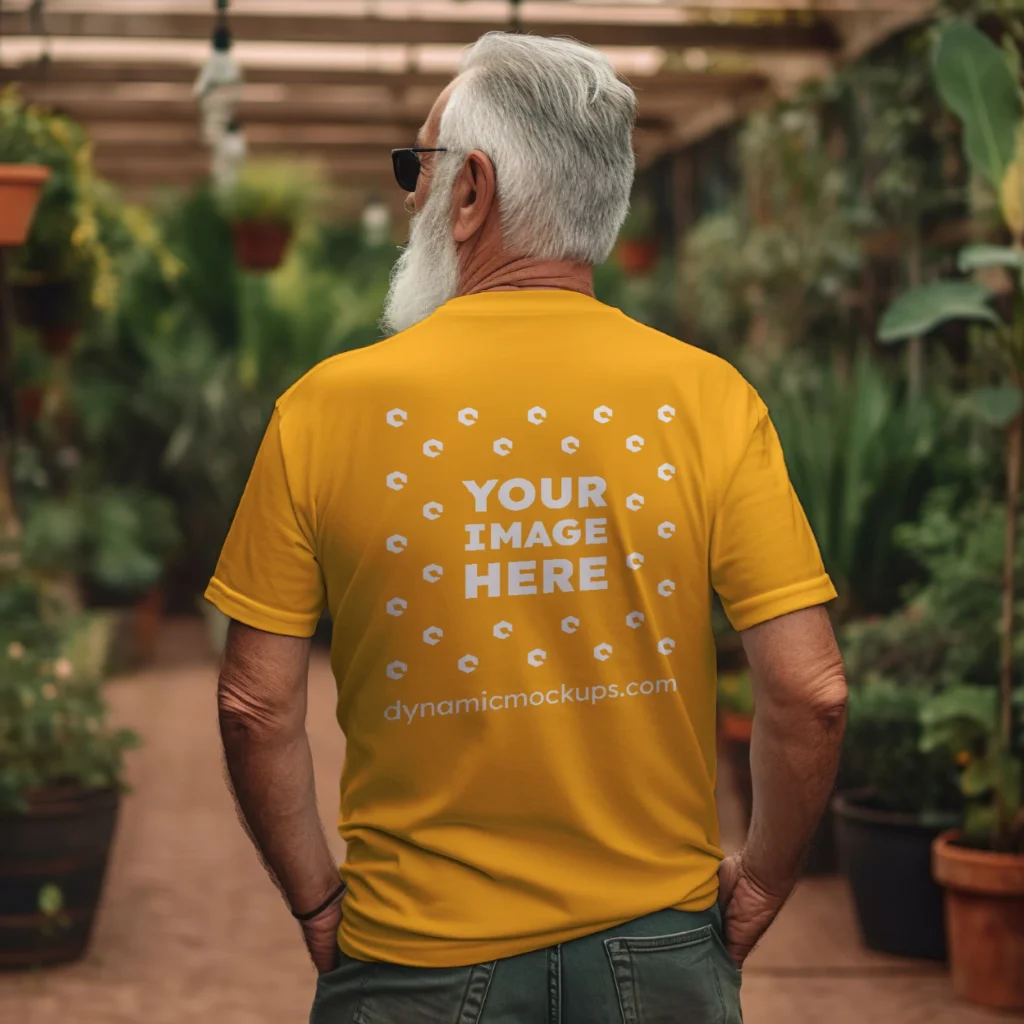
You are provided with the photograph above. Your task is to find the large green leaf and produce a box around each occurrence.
[958,243,1024,271]
[878,280,1000,343]
[965,386,1023,428]
[921,686,998,732]
[934,21,1022,189]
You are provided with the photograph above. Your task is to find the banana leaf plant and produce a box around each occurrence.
[879,20,1024,852]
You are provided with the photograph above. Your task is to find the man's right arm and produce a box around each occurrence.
[719,605,848,964]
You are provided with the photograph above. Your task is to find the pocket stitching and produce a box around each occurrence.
[618,923,715,954]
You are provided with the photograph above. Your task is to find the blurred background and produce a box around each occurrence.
[1,1,1023,1022]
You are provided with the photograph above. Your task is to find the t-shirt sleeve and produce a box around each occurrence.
[204,406,326,637]
[710,409,837,631]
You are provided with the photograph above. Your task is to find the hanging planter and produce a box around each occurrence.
[218,160,322,273]
[616,238,660,276]
[0,165,50,248]
[230,220,293,272]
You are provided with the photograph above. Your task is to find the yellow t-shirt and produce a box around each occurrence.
[206,290,836,967]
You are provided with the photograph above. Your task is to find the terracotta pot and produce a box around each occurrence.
[99,588,165,674]
[0,787,120,969]
[231,220,292,272]
[616,238,660,275]
[719,710,752,744]
[932,830,1024,1010]
[132,587,164,666]
[0,164,50,247]
[17,385,45,424]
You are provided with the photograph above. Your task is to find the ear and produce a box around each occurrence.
[452,150,497,244]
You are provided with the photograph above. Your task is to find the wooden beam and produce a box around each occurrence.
[0,9,841,53]
[20,94,676,133]
[7,60,769,98]
[93,154,394,179]
[83,121,413,147]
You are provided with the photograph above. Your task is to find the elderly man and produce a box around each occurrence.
[208,32,847,1023]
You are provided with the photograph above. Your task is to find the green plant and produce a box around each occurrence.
[18,483,180,603]
[619,194,656,241]
[0,571,136,811]
[0,86,177,312]
[842,678,962,820]
[86,188,390,585]
[879,19,1024,852]
[758,351,939,618]
[920,685,1024,849]
[217,159,323,226]
[680,96,868,361]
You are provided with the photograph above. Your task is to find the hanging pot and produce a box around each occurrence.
[616,238,660,276]
[231,220,293,272]
[0,165,50,248]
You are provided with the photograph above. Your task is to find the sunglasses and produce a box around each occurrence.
[391,147,448,193]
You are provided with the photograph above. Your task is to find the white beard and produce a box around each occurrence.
[380,161,461,335]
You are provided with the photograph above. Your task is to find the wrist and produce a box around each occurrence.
[737,847,797,900]
[290,880,347,922]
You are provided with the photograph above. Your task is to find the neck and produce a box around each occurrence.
[458,252,594,298]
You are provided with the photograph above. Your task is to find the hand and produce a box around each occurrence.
[717,853,792,968]
[299,898,343,975]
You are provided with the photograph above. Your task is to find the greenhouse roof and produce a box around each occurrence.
[1,0,937,201]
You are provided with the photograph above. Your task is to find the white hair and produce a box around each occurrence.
[439,32,638,265]
[380,154,461,335]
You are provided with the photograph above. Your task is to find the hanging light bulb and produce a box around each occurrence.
[194,0,244,147]
[212,119,247,193]
[362,196,391,247]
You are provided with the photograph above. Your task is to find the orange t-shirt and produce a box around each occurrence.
[206,290,836,967]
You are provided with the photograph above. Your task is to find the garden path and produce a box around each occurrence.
[0,619,1008,1024]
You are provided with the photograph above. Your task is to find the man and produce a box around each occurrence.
[209,31,847,1023]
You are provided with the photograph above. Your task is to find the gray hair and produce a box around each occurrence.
[439,32,638,265]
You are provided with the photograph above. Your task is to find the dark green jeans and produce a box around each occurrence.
[310,906,742,1024]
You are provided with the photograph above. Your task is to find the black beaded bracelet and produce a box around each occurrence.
[292,881,347,922]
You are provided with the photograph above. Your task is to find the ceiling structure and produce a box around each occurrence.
[1,1,937,205]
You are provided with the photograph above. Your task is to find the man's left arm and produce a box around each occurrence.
[217,620,342,973]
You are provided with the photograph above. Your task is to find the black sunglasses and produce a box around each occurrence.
[391,147,448,193]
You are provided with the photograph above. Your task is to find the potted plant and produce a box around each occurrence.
[615,195,660,275]
[218,160,319,272]
[0,570,136,968]
[879,20,1024,1008]
[19,484,180,674]
[833,672,961,961]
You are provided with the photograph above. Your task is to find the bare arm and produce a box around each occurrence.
[217,620,341,970]
[719,605,848,963]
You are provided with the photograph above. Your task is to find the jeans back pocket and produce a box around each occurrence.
[604,923,740,1024]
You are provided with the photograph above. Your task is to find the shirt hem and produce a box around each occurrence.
[336,881,720,967]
